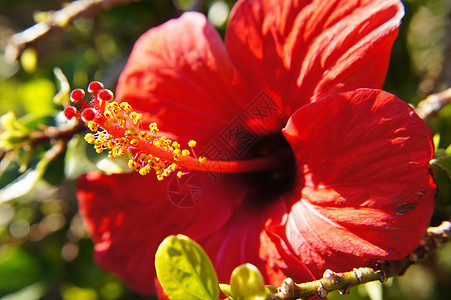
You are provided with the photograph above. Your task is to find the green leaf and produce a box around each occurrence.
[173,0,196,10]
[230,264,266,300]
[0,246,46,295]
[0,282,46,300]
[0,151,51,203]
[19,78,56,114]
[155,234,219,300]
[431,156,451,179]
[0,169,41,203]
[362,281,383,300]
[64,135,98,179]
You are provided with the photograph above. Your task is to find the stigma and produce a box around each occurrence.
[64,81,205,181]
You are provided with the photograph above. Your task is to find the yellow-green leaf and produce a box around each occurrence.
[155,234,219,300]
[219,284,233,300]
[431,156,451,179]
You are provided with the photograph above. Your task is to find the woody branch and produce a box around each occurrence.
[269,220,451,300]
[415,87,451,120]
[5,0,139,63]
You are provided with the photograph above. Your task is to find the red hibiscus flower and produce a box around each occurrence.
[75,0,436,295]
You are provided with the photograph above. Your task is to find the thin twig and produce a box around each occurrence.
[269,220,451,300]
[5,0,139,63]
[415,87,451,120]
[30,121,86,147]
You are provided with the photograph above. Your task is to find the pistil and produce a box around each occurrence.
[64,81,279,180]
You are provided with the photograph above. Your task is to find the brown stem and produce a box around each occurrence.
[415,87,451,120]
[30,121,86,147]
[269,220,451,300]
[5,0,140,63]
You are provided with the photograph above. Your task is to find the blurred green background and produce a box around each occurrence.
[0,0,450,299]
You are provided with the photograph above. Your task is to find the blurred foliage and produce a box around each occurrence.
[0,0,450,299]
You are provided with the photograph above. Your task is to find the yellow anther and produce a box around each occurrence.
[94,139,105,146]
[115,148,125,156]
[109,102,120,109]
[117,137,128,146]
[188,140,197,148]
[111,107,120,115]
[104,117,118,127]
[198,156,207,164]
[130,112,143,124]
[130,139,139,146]
[139,166,151,176]
[139,131,152,141]
[163,138,172,147]
[173,154,181,161]
[162,139,171,147]
[120,102,132,112]
[173,148,181,155]
[172,141,180,149]
[128,160,141,172]
[88,121,99,132]
[149,122,159,134]
[108,102,120,115]
[138,153,148,164]
[95,147,104,153]
[149,160,157,168]
[182,149,190,156]
[128,160,135,169]
[84,133,96,144]
[106,140,116,149]
[104,111,113,118]
[117,114,128,121]
[177,171,183,179]
[126,126,138,137]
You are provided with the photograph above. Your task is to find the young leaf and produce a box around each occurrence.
[155,234,219,300]
[230,264,266,300]
[264,285,278,294]
[363,280,383,300]
[431,156,451,179]
[220,282,277,299]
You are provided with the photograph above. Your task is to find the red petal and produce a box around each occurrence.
[116,12,244,145]
[198,196,288,284]
[278,89,435,278]
[226,0,404,115]
[77,171,246,294]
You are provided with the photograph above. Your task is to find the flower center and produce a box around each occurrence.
[64,81,284,181]
[234,132,297,207]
